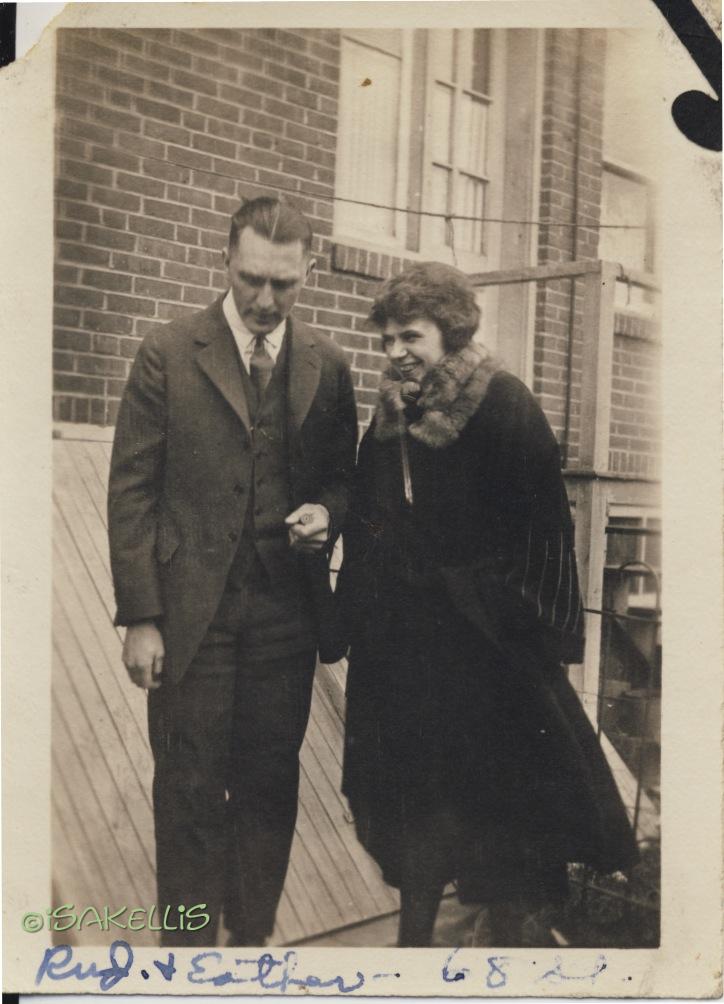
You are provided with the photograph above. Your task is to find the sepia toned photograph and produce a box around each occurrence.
[50,18,662,951]
[1,1,721,996]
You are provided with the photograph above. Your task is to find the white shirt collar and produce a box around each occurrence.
[222,290,287,368]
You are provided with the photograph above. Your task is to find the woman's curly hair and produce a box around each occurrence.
[367,261,480,352]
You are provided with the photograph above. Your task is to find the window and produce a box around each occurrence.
[598,165,653,274]
[335,29,503,266]
[335,30,407,243]
[422,30,492,255]
[605,507,661,607]
[600,29,657,310]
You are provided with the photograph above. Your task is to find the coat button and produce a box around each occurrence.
[233,483,245,495]
[228,531,238,542]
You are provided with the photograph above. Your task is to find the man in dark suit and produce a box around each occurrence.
[108,197,357,947]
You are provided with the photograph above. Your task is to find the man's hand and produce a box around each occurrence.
[285,503,330,554]
[122,621,164,690]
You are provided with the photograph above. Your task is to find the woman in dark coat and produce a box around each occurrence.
[338,262,638,947]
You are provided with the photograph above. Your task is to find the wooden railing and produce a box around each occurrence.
[470,259,660,720]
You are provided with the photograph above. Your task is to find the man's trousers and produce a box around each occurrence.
[147,556,317,947]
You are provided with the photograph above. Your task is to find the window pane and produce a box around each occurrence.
[427,165,451,247]
[343,28,402,57]
[431,83,454,164]
[459,93,487,175]
[429,28,455,81]
[598,169,650,272]
[456,174,485,253]
[472,29,491,93]
[336,38,401,238]
[606,517,643,567]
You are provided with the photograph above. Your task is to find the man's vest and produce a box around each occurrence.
[226,334,298,588]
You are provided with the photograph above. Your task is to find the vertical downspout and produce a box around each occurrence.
[560,30,584,469]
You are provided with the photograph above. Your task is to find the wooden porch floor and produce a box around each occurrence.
[51,425,657,947]
[51,430,398,947]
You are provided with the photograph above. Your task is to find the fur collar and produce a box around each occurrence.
[373,343,500,449]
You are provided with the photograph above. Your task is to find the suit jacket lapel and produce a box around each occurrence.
[195,297,253,434]
[287,317,321,431]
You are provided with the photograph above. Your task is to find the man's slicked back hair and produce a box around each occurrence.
[228,197,313,254]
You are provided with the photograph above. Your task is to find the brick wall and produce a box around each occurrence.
[54,27,660,471]
[534,29,606,467]
[54,27,353,424]
[609,318,661,477]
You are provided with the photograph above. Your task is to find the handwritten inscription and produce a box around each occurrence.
[35,941,612,993]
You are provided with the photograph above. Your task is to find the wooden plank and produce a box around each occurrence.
[53,509,150,748]
[53,530,151,762]
[469,258,606,288]
[299,737,394,917]
[297,749,370,922]
[54,451,116,624]
[52,789,112,909]
[53,422,115,442]
[290,785,349,932]
[53,602,155,861]
[301,716,398,913]
[52,695,150,905]
[579,262,617,472]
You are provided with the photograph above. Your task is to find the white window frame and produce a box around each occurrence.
[333,28,506,274]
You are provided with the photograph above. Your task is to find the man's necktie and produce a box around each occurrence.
[250,333,274,398]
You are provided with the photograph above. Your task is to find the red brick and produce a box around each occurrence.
[84,225,135,252]
[166,184,213,210]
[136,236,186,262]
[187,247,220,270]
[56,178,88,201]
[162,261,210,285]
[54,329,92,352]
[148,79,196,109]
[55,284,104,309]
[76,354,128,377]
[190,207,228,232]
[135,97,183,125]
[111,252,162,278]
[218,84,263,110]
[106,293,157,316]
[101,208,130,230]
[63,158,113,186]
[182,286,217,306]
[91,186,142,213]
[192,168,237,195]
[173,31,220,58]
[96,64,145,94]
[143,198,191,224]
[116,172,165,199]
[92,333,121,355]
[58,242,110,267]
[54,372,105,395]
[124,53,171,82]
[83,310,135,335]
[134,277,183,300]
[81,268,134,293]
[166,145,214,172]
[149,41,193,68]
[128,215,176,241]
[196,95,240,123]
[176,226,200,246]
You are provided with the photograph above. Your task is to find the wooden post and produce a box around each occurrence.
[572,261,618,723]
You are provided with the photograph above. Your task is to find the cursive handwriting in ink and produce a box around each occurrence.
[538,953,607,985]
[35,939,133,991]
[442,948,469,983]
[188,949,365,993]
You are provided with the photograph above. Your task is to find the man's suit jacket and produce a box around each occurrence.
[108,295,358,682]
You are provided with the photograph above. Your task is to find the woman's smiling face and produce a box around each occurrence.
[381,317,446,381]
